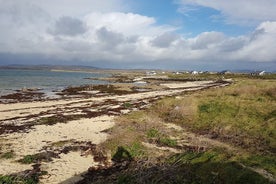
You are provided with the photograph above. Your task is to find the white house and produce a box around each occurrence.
[191,71,198,75]
[259,71,265,76]
[251,71,266,76]
[146,71,157,75]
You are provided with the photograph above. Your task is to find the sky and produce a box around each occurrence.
[0,0,276,71]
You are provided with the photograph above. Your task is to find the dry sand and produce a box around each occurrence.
[160,80,214,89]
[0,116,114,184]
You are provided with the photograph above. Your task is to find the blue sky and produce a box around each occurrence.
[0,0,275,71]
[134,0,251,36]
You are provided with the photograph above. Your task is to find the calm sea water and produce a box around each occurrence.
[0,69,110,96]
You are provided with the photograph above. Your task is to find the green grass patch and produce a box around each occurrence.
[18,155,37,164]
[18,152,58,164]
[0,150,15,159]
[153,79,276,152]
[125,142,145,158]
[239,154,276,176]
[86,148,273,184]
[158,137,177,147]
[167,149,272,184]
[112,142,146,162]
[0,174,39,184]
[146,128,160,138]
[146,128,177,148]
[123,102,133,109]
[0,170,48,184]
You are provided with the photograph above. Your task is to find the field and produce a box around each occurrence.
[80,75,276,184]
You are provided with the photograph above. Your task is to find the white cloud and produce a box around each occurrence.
[237,21,276,62]
[1,0,129,18]
[0,1,275,70]
[84,12,176,37]
[176,0,276,25]
[189,32,225,50]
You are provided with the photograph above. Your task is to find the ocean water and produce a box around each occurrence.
[0,69,110,96]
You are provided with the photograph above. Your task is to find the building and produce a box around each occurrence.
[191,71,198,75]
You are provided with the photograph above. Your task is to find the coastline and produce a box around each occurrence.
[0,69,110,101]
[0,79,231,183]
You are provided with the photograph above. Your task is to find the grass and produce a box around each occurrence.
[158,137,177,147]
[101,111,149,159]
[152,79,275,152]
[123,102,133,109]
[146,128,160,138]
[112,142,145,161]
[89,77,276,183]
[168,72,276,81]
[166,149,271,184]
[239,154,276,176]
[193,80,276,151]
[100,108,181,161]
[146,128,177,147]
[80,148,272,184]
[0,150,15,159]
[18,152,58,164]
[0,173,41,184]
[0,170,47,184]
[151,78,276,176]
[18,155,37,164]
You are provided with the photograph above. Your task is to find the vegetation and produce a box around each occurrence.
[159,79,275,152]
[168,72,276,81]
[0,175,39,184]
[0,150,15,159]
[18,152,59,164]
[91,77,276,183]
[0,169,48,184]
[18,155,37,164]
[123,102,133,109]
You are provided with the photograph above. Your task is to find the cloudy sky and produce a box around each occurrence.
[0,0,276,70]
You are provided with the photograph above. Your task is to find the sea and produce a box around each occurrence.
[0,69,110,96]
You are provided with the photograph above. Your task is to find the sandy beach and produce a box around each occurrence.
[0,80,230,183]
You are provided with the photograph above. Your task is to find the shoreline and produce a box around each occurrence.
[0,79,231,183]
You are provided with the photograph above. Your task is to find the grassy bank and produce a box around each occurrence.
[159,79,275,152]
[89,77,276,183]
